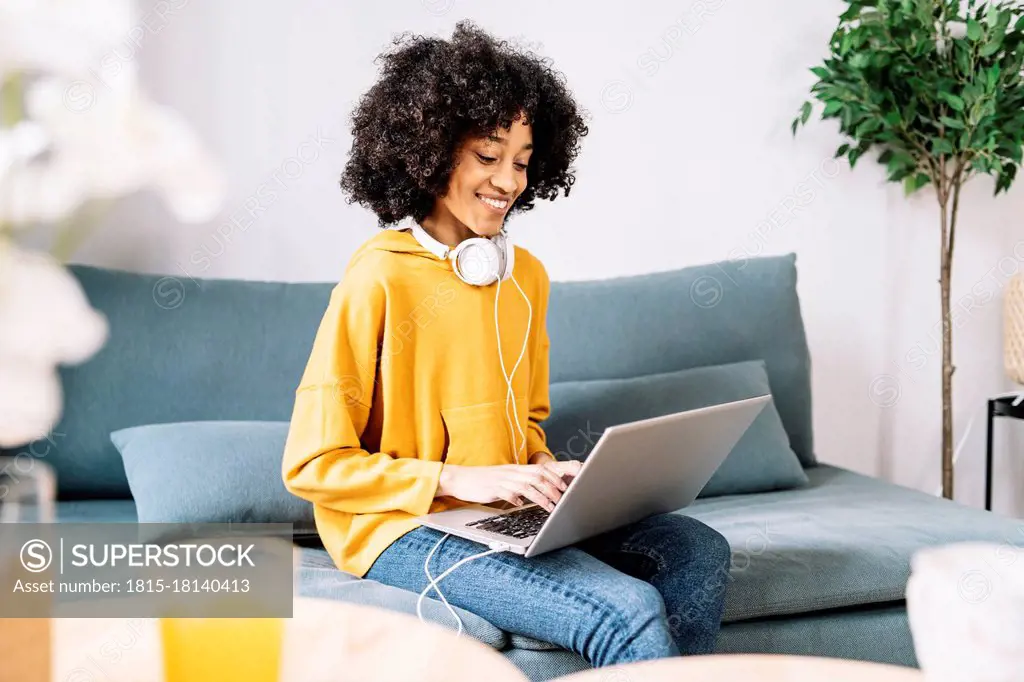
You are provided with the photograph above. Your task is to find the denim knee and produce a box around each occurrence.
[590,579,677,665]
[703,525,733,572]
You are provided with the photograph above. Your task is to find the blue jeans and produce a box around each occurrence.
[365,512,732,668]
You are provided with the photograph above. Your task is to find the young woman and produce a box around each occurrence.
[282,21,732,669]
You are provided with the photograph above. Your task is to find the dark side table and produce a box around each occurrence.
[986,396,1024,511]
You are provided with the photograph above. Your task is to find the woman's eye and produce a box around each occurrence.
[476,153,527,171]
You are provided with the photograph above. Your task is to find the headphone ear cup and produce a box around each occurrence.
[452,238,501,286]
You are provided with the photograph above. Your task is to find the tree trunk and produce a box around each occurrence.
[940,244,954,500]
[939,169,962,501]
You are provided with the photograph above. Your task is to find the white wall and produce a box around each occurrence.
[72,0,1024,516]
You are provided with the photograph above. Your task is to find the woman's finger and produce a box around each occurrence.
[555,460,582,479]
[522,477,561,510]
[537,463,567,490]
[514,481,555,511]
[496,484,524,507]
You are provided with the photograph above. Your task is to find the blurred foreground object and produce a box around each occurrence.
[906,542,1024,682]
[0,0,224,447]
[0,455,56,682]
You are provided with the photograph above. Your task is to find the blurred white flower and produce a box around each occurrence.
[0,69,226,226]
[948,21,969,39]
[0,0,131,81]
[0,238,108,447]
[0,0,224,448]
[936,19,970,54]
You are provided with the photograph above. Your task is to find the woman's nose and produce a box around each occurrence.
[490,167,517,194]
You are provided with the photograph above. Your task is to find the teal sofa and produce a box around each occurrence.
[10,253,1023,681]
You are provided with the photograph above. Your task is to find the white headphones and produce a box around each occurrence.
[405,219,537,638]
[409,221,515,286]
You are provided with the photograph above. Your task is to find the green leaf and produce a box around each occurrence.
[980,38,1003,57]
[955,43,972,74]
[800,101,812,124]
[904,172,931,195]
[996,10,1012,33]
[810,66,830,80]
[888,166,914,182]
[835,143,850,158]
[995,164,1018,194]
[823,100,843,116]
[840,32,853,55]
[938,92,966,112]
[791,118,799,136]
[939,116,965,129]
[841,105,854,130]
[849,147,865,169]
[849,53,870,69]
[967,19,983,40]
[855,118,883,137]
[931,137,955,155]
[987,64,1001,88]
[887,151,915,176]
[999,141,1023,164]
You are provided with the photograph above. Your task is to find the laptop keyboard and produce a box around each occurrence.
[465,505,550,539]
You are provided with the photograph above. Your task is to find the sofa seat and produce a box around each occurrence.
[54,464,1024,661]
[52,498,509,648]
[507,463,1023,653]
[295,543,509,650]
[686,463,1024,622]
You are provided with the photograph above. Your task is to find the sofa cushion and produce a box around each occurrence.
[56,499,138,523]
[715,603,917,666]
[110,421,316,534]
[38,265,337,499]
[295,546,508,650]
[547,253,814,466]
[541,360,809,497]
[685,464,1024,622]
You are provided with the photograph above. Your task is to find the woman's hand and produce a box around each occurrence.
[436,459,583,511]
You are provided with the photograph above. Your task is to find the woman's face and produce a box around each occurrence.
[437,114,533,238]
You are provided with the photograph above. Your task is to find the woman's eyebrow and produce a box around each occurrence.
[485,134,533,151]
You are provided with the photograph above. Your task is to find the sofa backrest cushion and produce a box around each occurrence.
[47,266,335,498]
[545,253,814,466]
[32,253,812,498]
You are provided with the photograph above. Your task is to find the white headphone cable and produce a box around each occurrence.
[417,532,507,637]
[414,239,529,637]
[494,272,532,461]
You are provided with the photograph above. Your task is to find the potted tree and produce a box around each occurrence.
[793,0,1024,500]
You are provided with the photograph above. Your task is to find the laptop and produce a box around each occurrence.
[415,394,771,557]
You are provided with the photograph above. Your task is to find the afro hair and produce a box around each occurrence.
[339,20,590,226]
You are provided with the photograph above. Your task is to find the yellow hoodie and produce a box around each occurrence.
[281,227,554,577]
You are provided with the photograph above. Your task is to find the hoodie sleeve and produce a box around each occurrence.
[526,264,554,460]
[281,268,443,516]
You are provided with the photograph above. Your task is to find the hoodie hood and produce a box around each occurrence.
[355,226,437,258]
[345,225,453,278]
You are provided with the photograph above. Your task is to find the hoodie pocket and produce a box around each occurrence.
[440,398,530,467]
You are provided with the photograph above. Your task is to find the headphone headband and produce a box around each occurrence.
[407,222,514,286]
[409,222,451,260]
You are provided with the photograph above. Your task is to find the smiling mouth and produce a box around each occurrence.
[477,194,510,212]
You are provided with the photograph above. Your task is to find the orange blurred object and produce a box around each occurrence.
[160,617,284,682]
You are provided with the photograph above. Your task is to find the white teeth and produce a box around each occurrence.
[478,195,508,209]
